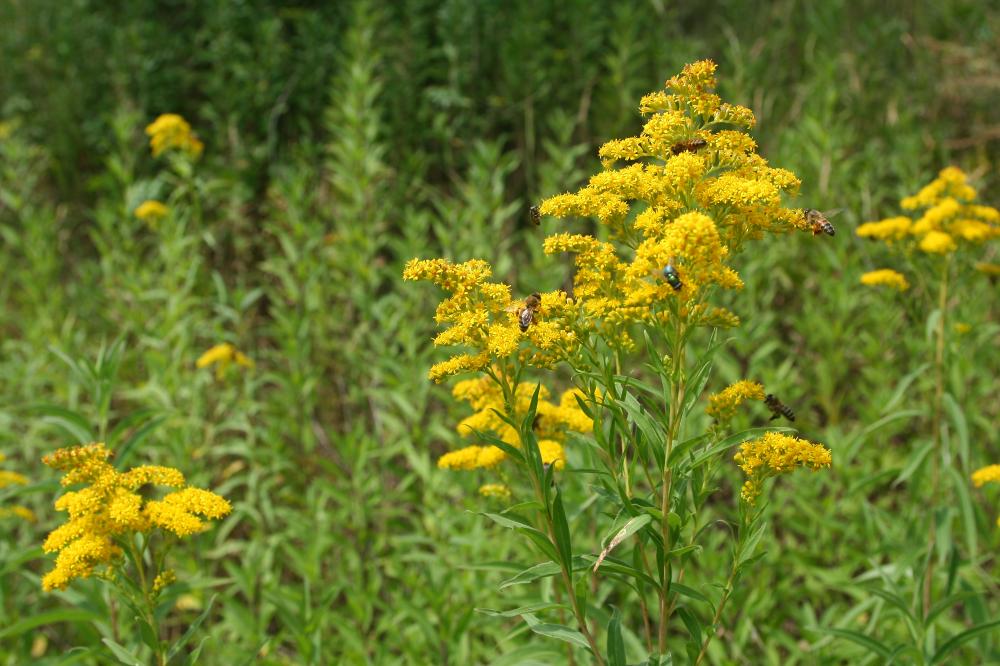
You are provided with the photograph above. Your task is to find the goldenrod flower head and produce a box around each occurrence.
[860,269,910,292]
[0,505,36,522]
[145,114,204,158]
[40,443,231,591]
[437,444,506,470]
[856,217,912,241]
[972,465,1000,488]
[152,569,177,593]
[0,455,33,523]
[734,433,832,503]
[539,61,804,333]
[134,200,168,226]
[919,230,957,254]
[196,343,253,379]
[706,380,765,420]
[478,484,511,500]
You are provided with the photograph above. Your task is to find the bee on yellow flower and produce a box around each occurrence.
[196,343,254,379]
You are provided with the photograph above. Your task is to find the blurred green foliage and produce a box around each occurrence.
[0,0,998,663]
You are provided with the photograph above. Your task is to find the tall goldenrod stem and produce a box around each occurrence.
[923,256,950,615]
[658,323,686,653]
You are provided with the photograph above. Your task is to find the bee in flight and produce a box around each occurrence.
[764,393,795,422]
[651,261,683,291]
[507,292,542,332]
[529,205,541,226]
[804,208,837,237]
[670,137,707,155]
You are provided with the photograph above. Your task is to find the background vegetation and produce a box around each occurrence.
[1,0,998,663]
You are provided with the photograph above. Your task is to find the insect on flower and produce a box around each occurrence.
[529,205,541,226]
[506,292,542,332]
[670,137,707,155]
[804,208,839,236]
[764,393,795,421]
[651,261,684,291]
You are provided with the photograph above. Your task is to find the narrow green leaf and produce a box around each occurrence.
[893,441,933,487]
[521,613,590,649]
[0,609,102,639]
[881,363,929,415]
[677,607,702,647]
[931,619,1000,663]
[499,561,562,590]
[551,487,573,567]
[476,603,565,618]
[594,514,652,572]
[816,627,893,658]
[101,639,143,666]
[167,594,217,660]
[607,607,626,666]
[115,415,168,468]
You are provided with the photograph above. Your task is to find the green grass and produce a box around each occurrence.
[1,1,998,663]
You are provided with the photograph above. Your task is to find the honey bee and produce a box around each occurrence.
[670,137,707,155]
[804,208,836,237]
[651,262,683,291]
[529,205,541,226]
[507,292,542,332]
[764,393,795,422]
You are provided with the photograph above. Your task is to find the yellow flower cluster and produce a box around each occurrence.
[134,200,168,228]
[734,433,832,503]
[437,377,593,474]
[0,454,34,522]
[858,167,999,257]
[478,483,512,500]
[40,443,231,591]
[706,380,765,420]
[972,464,1000,527]
[145,114,204,158]
[972,464,1000,488]
[539,60,805,331]
[196,343,254,379]
[403,258,578,381]
[859,269,910,292]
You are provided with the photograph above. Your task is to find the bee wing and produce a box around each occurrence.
[824,208,845,218]
[504,304,521,313]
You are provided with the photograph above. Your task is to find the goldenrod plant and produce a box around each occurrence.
[856,168,1000,650]
[407,61,834,664]
[41,443,230,664]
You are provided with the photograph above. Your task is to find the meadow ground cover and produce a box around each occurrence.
[1,2,999,664]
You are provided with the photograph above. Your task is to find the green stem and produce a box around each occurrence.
[657,321,687,653]
[923,255,951,616]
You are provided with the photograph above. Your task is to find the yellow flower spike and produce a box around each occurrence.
[919,230,957,254]
[856,217,912,241]
[972,465,1000,487]
[134,200,168,227]
[145,114,204,158]
[152,570,177,594]
[706,380,766,420]
[478,484,512,500]
[196,343,253,378]
[734,432,832,504]
[40,443,231,591]
[860,269,910,292]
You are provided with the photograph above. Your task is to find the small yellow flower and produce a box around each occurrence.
[478,484,511,500]
[706,380,765,420]
[856,217,912,241]
[134,200,168,227]
[919,230,957,254]
[196,343,253,379]
[145,114,204,158]
[152,569,177,594]
[971,465,1000,488]
[734,432,832,503]
[860,269,910,292]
